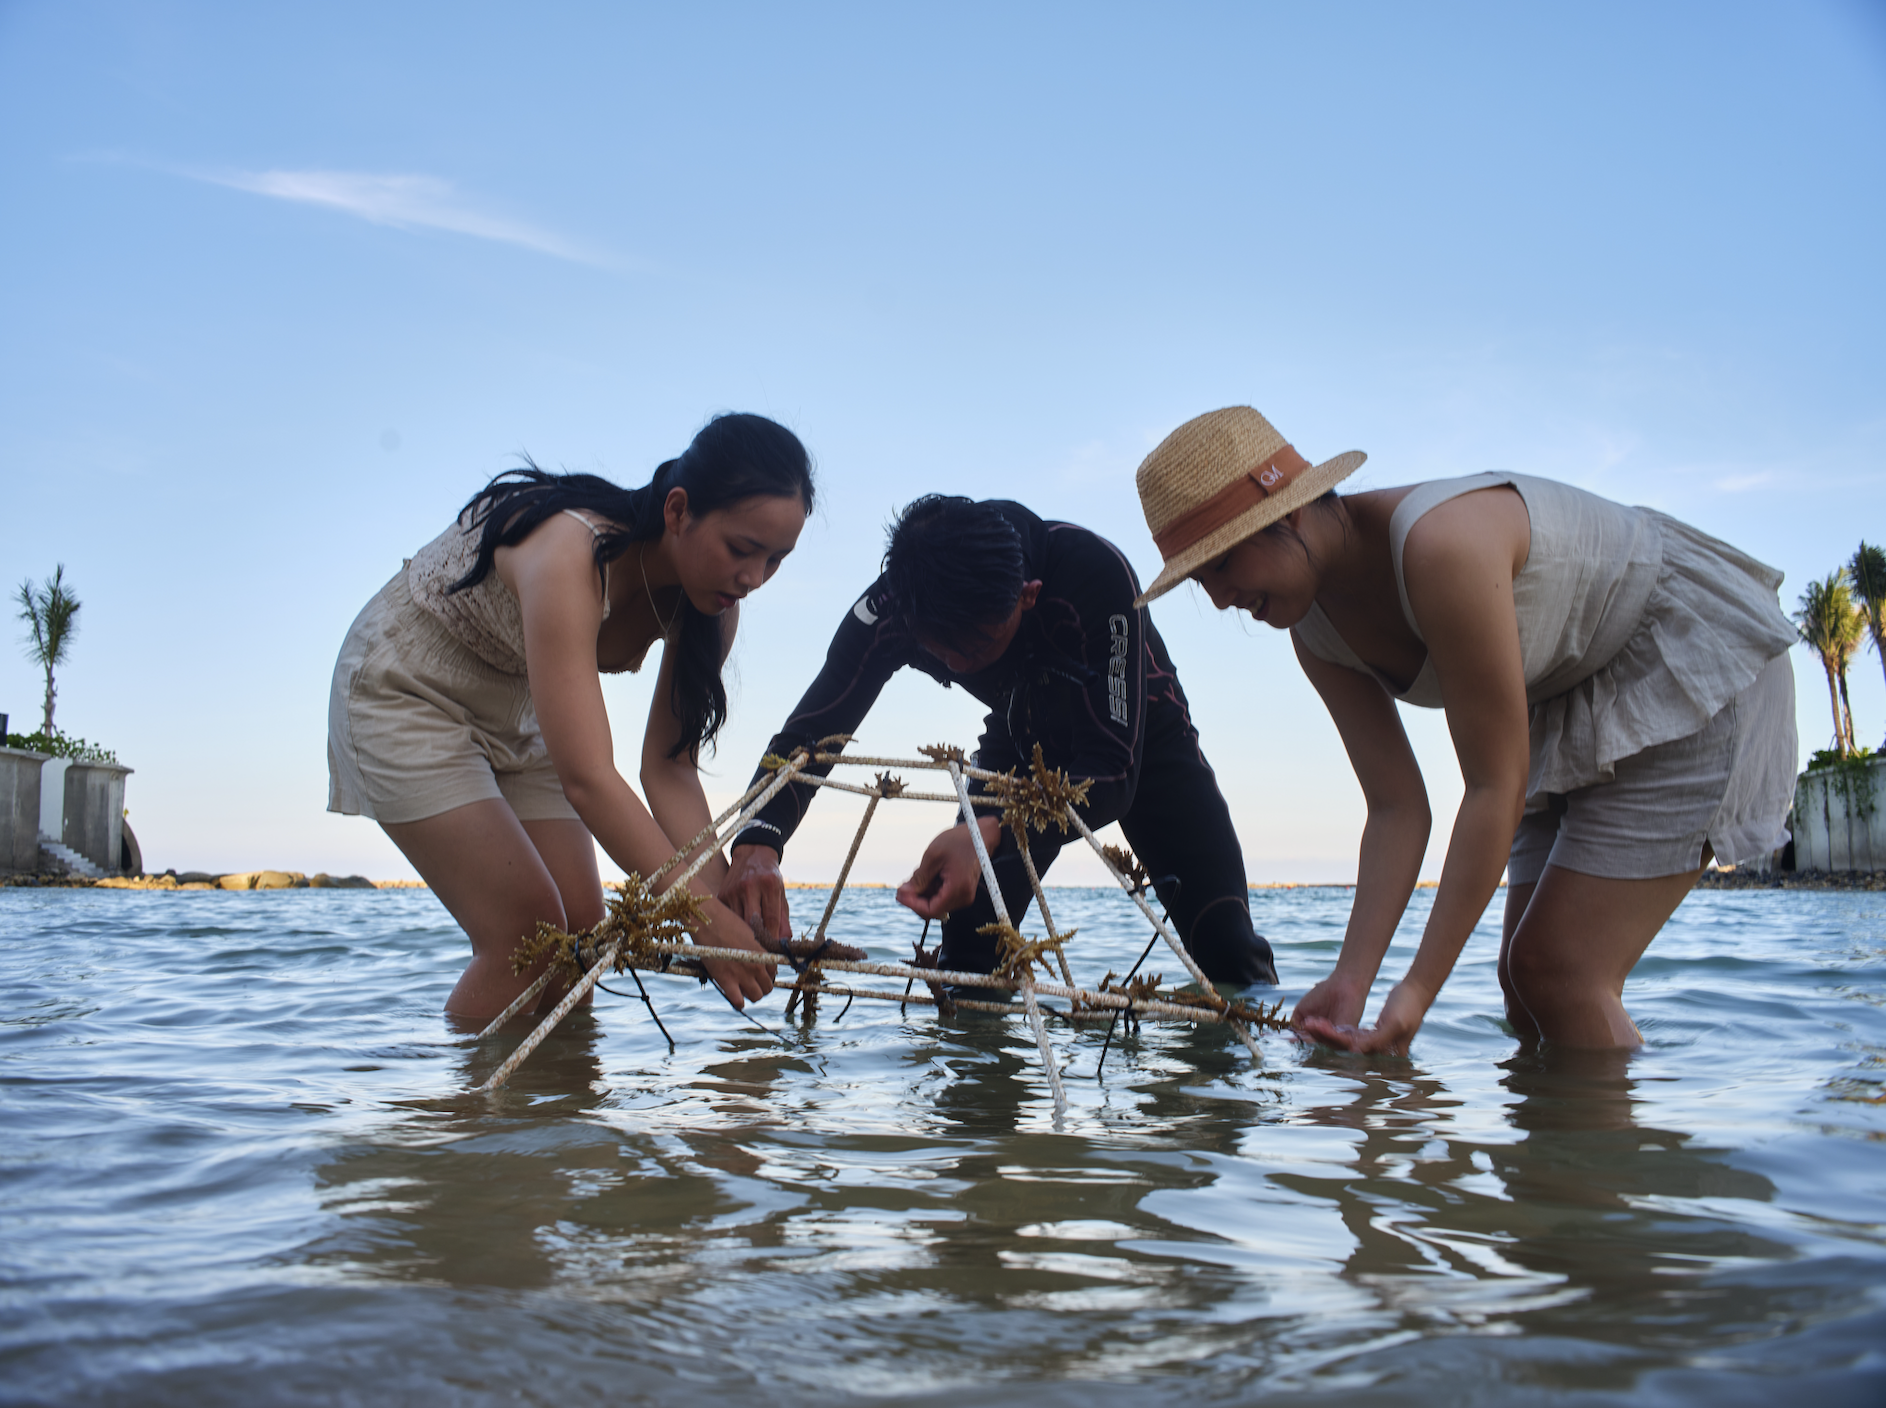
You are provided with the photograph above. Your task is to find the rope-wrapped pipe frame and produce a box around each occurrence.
[471,738,1287,1111]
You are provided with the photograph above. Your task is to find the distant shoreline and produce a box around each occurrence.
[9,870,1879,893]
[2,871,426,891]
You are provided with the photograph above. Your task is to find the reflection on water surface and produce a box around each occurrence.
[1,885,1882,1404]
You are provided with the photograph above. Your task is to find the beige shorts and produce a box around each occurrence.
[326,570,579,826]
[1508,652,1797,885]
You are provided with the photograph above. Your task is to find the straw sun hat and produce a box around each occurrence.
[1134,406,1367,605]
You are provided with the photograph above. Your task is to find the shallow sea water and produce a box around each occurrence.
[1,883,1883,1406]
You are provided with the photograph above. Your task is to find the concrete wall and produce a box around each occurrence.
[0,748,49,873]
[62,762,132,875]
[1792,757,1886,872]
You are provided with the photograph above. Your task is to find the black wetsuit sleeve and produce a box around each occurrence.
[731,583,908,855]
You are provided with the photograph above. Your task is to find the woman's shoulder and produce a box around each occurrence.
[495,508,618,584]
[1392,474,1533,558]
[505,506,623,551]
[1396,471,1642,525]
[1388,472,1522,533]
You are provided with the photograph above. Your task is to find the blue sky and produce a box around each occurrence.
[3,1,1882,884]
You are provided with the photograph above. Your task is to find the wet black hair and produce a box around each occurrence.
[449,413,814,759]
[882,495,1027,646]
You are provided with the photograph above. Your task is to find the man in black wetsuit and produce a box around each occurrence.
[718,495,1277,987]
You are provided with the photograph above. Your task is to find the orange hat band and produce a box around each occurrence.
[1151,443,1310,560]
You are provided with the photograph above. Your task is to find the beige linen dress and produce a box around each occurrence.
[327,511,661,825]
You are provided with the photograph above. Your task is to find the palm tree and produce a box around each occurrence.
[15,565,81,735]
[1851,543,1886,740]
[1796,571,1863,755]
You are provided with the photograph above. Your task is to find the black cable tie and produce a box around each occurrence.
[721,987,782,1039]
[628,966,676,1051]
[1098,926,1165,1077]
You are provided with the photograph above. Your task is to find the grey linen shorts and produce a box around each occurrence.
[327,570,579,826]
[1508,653,1797,885]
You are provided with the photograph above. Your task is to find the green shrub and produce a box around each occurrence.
[3,729,117,764]
[1804,746,1877,819]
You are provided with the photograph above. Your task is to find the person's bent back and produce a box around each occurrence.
[718,494,1277,988]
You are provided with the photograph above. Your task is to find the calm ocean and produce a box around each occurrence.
[2,884,1882,1405]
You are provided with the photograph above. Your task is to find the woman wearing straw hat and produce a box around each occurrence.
[1133,407,1798,1053]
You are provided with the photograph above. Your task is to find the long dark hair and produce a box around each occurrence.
[448,413,814,758]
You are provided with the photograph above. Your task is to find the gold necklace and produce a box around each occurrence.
[638,543,680,636]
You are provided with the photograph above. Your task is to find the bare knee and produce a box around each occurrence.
[1505,942,1641,1046]
[1498,955,1528,1012]
[473,879,569,962]
[1497,967,1540,1043]
[1504,944,1581,1026]
[561,888,605,933]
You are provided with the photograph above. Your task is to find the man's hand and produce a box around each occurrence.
[719,844,791,941]
[895,816,1003,920]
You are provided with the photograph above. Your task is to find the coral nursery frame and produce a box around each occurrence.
[471,739,1285,1117]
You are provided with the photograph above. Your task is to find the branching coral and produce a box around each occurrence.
[511,870,705,982]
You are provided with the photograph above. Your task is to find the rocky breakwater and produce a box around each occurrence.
[93,870,407,891]
[1692,866,1886,891]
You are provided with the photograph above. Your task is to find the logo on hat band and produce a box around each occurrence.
[1151,443,1310,560]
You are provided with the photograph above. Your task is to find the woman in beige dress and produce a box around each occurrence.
[1133,406,1797,1054]
[329,414,813,1021]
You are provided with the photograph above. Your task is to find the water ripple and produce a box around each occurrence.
[0,885,1882,1404]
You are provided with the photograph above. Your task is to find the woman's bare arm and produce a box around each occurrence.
[504,524,772,1004]
[506,521,675,874]
[1323,490,1531,1053]
[640,601,739,893]
[1291,637,1431,1035]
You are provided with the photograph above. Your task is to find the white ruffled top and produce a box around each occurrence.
[1291,472,1798,800]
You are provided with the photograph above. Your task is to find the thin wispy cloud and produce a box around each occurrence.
[197,168,608,266]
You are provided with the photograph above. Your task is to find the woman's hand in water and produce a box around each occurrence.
[694,897,776,1009]
[1297,978,1429,1056]
[1290,973,1370,1038]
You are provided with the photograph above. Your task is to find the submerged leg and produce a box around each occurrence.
[382,801,604,1021]
[1498,880,1541,1041]
[1117,712,1277,986]
[1502,861,1703,1048]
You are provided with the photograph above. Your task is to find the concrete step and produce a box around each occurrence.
[37,836,102,879]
